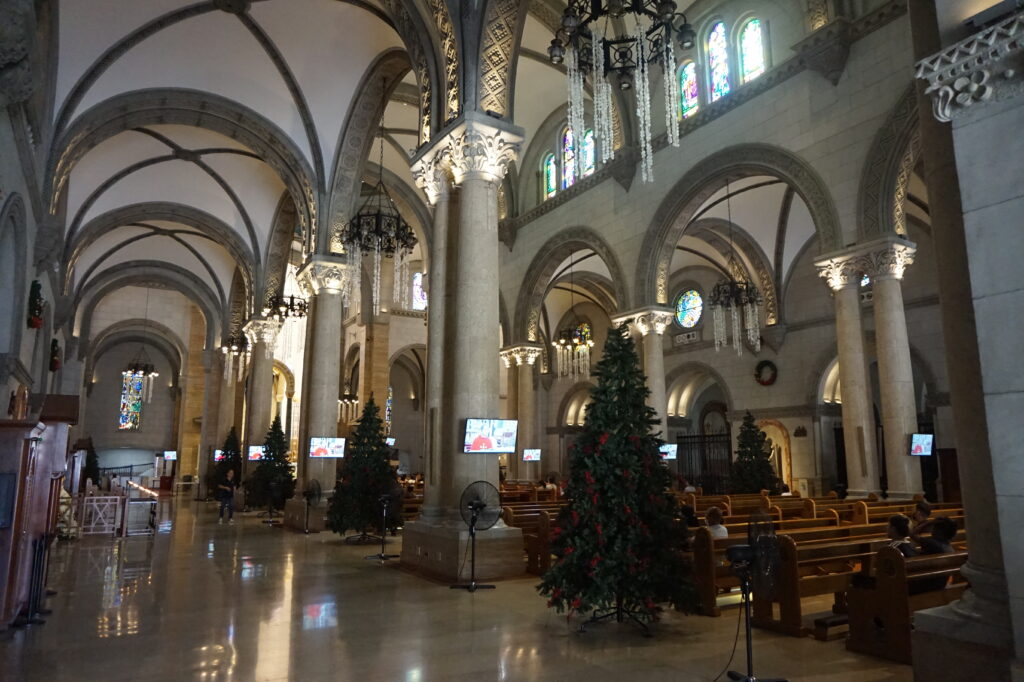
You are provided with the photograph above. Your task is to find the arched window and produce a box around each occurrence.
[561,128,577,189]
[707,22,730,101]
[411,271,428,310]
[739,18,766,83]
[581,129,596,177]
[674,289,703,328]
[542,153,558,199]
[678,61,699,118]
[119,371,144,430]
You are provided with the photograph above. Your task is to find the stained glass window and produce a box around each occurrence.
[118,371,144,430]
[543,153,557,199]
[385,385,393,435]
[740,19,766,83]
[572,322,592,345]
[860,274,871,288]
[674,289,703,328]
[581,129,595,177]
[679,62,699,118]
[707,22,731,101]
[411,272,428,310]
[561,128,576,189]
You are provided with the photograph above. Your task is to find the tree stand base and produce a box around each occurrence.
[580,607,652,637]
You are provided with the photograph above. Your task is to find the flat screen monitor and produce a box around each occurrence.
[909,433,934,456]
[213,449,224,462]
[522,449,541,462]
[463,418,518,454]
[163,450,177,461]
[659,444,678,460]
[247,445,265,461]
[309,437,346,458]
[385,437,396,447]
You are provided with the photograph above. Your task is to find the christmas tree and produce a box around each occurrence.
[246,416,295,512]
[210,426,243,495]
[82,441,100,492]
[538,325,696,628]
[728,412,780,494]
[327,398,400,541]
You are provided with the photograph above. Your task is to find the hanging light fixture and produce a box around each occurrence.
[548,0,695,184]
[220,333,250,383]
[123,287,160,403]
[552,251,595,379]
[262,294,307,321]
[708,179,762,355]
[342,79,418,314]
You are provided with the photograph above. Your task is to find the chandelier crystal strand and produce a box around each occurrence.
[748,299,761,351]
[731,304,742,355]
[664,37,680,148]
[634,22,654,184]
[592,29,614,165]
[567,43,586,149]
[713,305,726,351]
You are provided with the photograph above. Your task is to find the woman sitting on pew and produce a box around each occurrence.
[705,506,728,539]
[910,501,935,540]
[886,514,918,557]
[918,516,957,555]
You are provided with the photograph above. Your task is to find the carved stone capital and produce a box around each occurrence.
[916,10,1024,122]
[243,317,282,355]
[412,113,523,187]
[612,307,675,336]
[410,150,451,206]
[297,255,352,297]
[500,344,544,368]
[815,235,917,290]
[792,18,853,86]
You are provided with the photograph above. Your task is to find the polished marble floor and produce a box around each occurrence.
[1,499,912,681]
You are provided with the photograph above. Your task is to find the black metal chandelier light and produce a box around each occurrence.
[708,180,762,355]
[262,294,308,321]
[548,0,695,183]
[220,332,249,382]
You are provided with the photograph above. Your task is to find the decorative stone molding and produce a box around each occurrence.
[412,113,523,187]
[500,344,544,368]
[0,0,36,107]
[0,354,33,388]
[243,317,282,358]
[612,307,675,337]
[792,18,853,86]
[815,235,917,291]
[916,10,1024,122]
[478,0,521,117]
[410,150,451,206]
[806,0,830,31]
[297,255,352,298]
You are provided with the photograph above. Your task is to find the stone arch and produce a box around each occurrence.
[85,319,189,387]
[513,227,628,342]
[272,359,295,398]
[0,193,28,356]
[478,0,529,118]
[858,84,919,241]
[261,193,297,311]
[557,381,596,427]
[90,332,183,396]
[637,143,842,307]
[665,361,734,419]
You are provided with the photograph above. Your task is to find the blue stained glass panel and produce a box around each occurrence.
[740,19,766,83]
[561,129,576,189]
[543,153,557,199]
[679,62,699,118]
[412,272,428,310]
[708,22,731,101]
[581,130,595,177]
[118,371,143,430]
[675,289,703,328]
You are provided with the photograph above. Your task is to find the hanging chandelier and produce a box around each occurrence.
[262,294,307,321]
[123,287,160,403]
[552,251,595,379]
[220,333,249,383]
[548,0,695,184]
[708,180,762,355]
[342,80,418,314]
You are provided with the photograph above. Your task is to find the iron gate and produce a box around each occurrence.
[678,434,732,495]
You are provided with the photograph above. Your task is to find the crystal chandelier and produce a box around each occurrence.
[123,287,159,402]
[262,294,307,321]
[342,81,418,314]
[552,251,595,379]
[548,0,695,184]
[221,333,249,383]
[708,180,761,355]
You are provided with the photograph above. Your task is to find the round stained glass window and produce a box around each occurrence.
[675,289,703,328]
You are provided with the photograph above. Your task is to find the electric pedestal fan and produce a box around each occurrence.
[450,480,501,593]
[365,493,401,563]
[302,479,322,534]
[724,512,787,682]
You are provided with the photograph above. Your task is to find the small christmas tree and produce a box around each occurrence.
[82,441,100,492]
[538,325,696,629]
[210,426,243,495]
[327,398,400,541]
[246,416,295,512]
[728,412,780,494]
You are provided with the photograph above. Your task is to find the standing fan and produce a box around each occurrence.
[302,479,322,534]
[450,480,501,593]
[724,512,786,682]
[365,489,401,563]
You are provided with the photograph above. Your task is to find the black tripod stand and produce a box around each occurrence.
[450,502,495,593]
[726,549,786,682]
[365,495,400,563]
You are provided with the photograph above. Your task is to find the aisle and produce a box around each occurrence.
[0,499,911,682]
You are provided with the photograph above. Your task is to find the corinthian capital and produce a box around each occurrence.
[243,317,282,357]
[412,112,524,187]
[297,255,352,297]
[612,307,675,336]
[815,235,917,291]
[410,149,451,206]
[500,344,544,368]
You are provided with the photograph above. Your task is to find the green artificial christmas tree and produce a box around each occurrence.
[327,398,400,542]
[210,426,243,497]
[246,416,295,513]
[82,441,100,492]
[728,412,780,494]
[538,325,696,630]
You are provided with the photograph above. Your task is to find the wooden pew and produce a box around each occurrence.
[501,506,556,574]
[850,500,963,526]
[846,547,968,663]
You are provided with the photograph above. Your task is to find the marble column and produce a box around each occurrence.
[815,254,879,495]
[402,113,524,580]
[297,255,351,487]
[501,345,543,480]
[865,238,922,498]
[243,317,281,476]
[196,350,222,498]
[613,308,674,441]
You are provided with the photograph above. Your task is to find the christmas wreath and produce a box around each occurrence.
[27,280,44,329]
[754,360,777,386]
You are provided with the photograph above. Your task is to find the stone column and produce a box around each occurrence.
[815,254,879,495]
[501,345,543,480]
[613,308,674,440]
[297,255,351,487]
[401,113,524,580]
[862,238,922,498]
[243,317,281,475]
[196,349,222,498]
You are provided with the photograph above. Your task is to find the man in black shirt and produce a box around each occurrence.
[217,469,238,524]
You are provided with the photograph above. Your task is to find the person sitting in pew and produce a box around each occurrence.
[680,505,700,528]
[705,506,728,539]
[886,514,918,557]
[918,516,957,555]
[910,501,935,541]
[780,483,793,497]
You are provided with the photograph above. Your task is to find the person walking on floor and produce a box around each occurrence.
[217,469,238,524]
